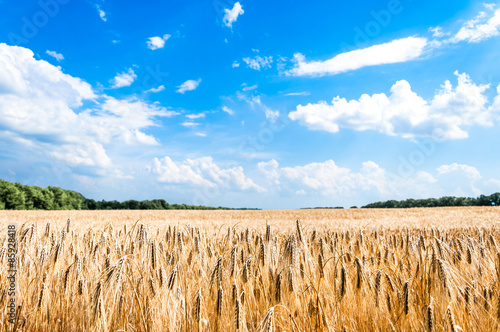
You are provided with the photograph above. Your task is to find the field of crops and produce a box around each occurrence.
[1,207,500,331]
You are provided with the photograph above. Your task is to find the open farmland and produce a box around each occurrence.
[1,207,500,331]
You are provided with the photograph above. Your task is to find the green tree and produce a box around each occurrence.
[48,186,71,209]
[0,181,26,209]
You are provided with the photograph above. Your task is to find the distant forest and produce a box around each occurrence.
[0,179,231,210]
[0,178,499,210]
[362,193,500,208]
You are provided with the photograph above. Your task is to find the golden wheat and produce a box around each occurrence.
[0,207,499,331]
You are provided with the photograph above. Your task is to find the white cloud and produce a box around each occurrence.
[222,106,235,115]
[485,178,500,191]
[243,56,273,71]
[289,71,492,140]
[450,7,500,43]
[152,156,265,192]
[429,27,450,38]
[95,5,106,22]
[285,91,310,96]
[147,34,171,50]
[415,171,438,184]
[257,159,397,197]
[428,5,500,45]
[110,68,137,88]
[49,141,111,167]
[283,6,500,79]
[145,85,165,93]
[287,37,428,77]
[46,50,64,61]
[98,9,106,21]
[242,84,258,91]
[181,122,201,127]
[249,95,280,122]
[237,92,281,122]
[265,108,279,121]
[97,97,179,145]
[223,2,244,28]
[437,163,482,180]
[436,163,484,196]
[176,79,201,94]
[232,61,240,68]
[257,159,281,184]
[195,132,207,137]
[489,84,500,113]
[0,43,177,171]
[256,159,494,201]
[186,113,205,120]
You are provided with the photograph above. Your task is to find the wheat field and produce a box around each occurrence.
[1,207,500,331]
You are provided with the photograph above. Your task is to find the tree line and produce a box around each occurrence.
[0,179,231,210]
[2,178,499,210]
[362,193,500,208]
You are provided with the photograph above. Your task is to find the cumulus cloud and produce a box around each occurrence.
[436,163,484,196]
[289,71,492,140]
[437,163,482,180]
[257,159,410,197]
[46,50,64,61]
[450,7,500,43]
[256,159,496,201]
[427,5,500,46]
[147,34,171,50]
[223,2,244,28]
[243,56,273,70]
[485,178,500,192]
[96,97,179,144]
[0,43,177,171]
[287,37,428,77]
[152,156,265,192]
[110,68,137,88]
[489,84,500,112]
[176,79,201,94]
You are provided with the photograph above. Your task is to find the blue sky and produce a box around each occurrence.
[1,0,500,208]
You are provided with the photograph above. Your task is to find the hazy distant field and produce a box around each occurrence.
[1,207,499,331]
